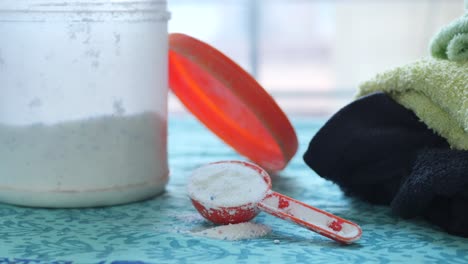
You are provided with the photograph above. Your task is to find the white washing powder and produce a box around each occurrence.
[187,162,269,208]
[191,222,271,240]
[0,112,168,207]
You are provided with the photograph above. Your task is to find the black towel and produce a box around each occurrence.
[303,92,449,204]
[303,92,468,237]
[392,149,468,237]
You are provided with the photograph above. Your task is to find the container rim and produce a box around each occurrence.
[0,0,170,22]
[0,0,168,13]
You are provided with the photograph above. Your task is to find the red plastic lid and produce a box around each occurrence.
[169,33,298,172]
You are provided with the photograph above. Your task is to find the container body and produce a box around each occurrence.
[0,0,170,207]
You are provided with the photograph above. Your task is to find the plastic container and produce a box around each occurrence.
[0,0,171,207]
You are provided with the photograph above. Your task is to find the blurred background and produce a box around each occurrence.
[168,0,465,117]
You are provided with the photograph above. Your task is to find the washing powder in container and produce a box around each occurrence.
[0,0,170,207]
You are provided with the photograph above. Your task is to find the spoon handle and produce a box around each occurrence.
[257,191,362,244]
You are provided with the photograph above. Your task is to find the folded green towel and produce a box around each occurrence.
[430,14,468,61]
[357,58,468,150]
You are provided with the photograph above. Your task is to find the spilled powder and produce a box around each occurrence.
[187,162,269,208]
[191,222,271,240]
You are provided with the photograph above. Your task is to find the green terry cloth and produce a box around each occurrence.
[430,14,468,62]
[357,58,468,150]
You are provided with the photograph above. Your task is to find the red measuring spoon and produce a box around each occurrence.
[188,161,362,244]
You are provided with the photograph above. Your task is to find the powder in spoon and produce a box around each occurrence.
[191,222,271,240]
[187,162,269,208]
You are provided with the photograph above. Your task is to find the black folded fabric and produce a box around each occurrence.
[303,92,449,204]
[392,149,468,237]
[303,92,468,237]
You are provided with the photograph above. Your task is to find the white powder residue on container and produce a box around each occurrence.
[187,162,269,208]
[191,222,271,240]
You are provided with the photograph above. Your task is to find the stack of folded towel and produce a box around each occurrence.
[304,7,468,237]
[430,13,468,61]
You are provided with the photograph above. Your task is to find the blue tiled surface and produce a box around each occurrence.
[0,115,467,263]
